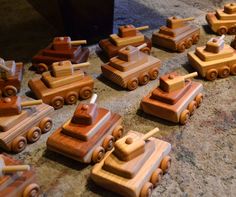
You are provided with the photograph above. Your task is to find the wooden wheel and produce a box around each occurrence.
[192,34,200,44]
[231,64,236,75]
[229,26,236,35]
[140,47,151,54]
[139,73,150,85]
[65,91,78,105]
[206,69,218,81]
[12,136,27,153]
[112,125,124,140]
[187,101,197,115]
[185,38,193,49]
[217,26,228,35]
[23,183,40,197]
[127,78,138,90]
[160,156,171,173]
[195,93,203,107]
[27,127,41,143]
[149,68,159,80]
[177,42,186,52]
[219,66,230,78]
[92,146,105,163]
[150,168,163,187]
[39,117,53,133]
[37,63,48,73]
[140,182,153,197]
[3,85,17,96]
[102,135,115,151]
[51,96,64,109]
[80,87,92,100]
[179,109,190,125]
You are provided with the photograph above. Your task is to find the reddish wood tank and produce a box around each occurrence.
[47,94,123,163]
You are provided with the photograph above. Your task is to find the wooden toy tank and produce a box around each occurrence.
[99,25,152,58]
[206,3,236,35]
[101,44,161,91]
[152,17,200,52]
[0,154,40,197]
[0,58,23,97]
[91,128,171,197]
[140,72,203,124]
[28,60,94,109]
[47,94,123,163]
[188,35,236,80]
[32,36,89,73]
[0,96,54,153]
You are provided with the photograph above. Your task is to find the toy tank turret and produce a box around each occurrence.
[28,60,94,109]
[152,16,200,52]
[47,94,124,163]
[101,43,161,90]
[0,96,42,116]
[206,3,236,35]
[0,58,23,97]
[99,25,152,58]
[0,154,40,197]
[141,72,203,124]
[91,128,172,197]
[32,36,90,73]
[0,96,54,153]
[188,35,236,80]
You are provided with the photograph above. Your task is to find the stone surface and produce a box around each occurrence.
[0,0,235,197]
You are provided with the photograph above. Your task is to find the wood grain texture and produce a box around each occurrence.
[47,110,122,163]
[0,154,38,197]
[91,131,171,197]
[0,103,54,151]
[141,81,203,123]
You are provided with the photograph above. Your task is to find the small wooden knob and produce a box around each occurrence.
[168,74,175,79]
[125,137,133,144]
[59,37,64,41]
[212,38,218,43]
[3,97,11,103]
[82,104,89,110]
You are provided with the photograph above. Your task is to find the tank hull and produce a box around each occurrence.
[188,47,236,79]
[206,11,236,35]
[152,25,200,52]
[140,81,203,123]
[0,62,23,96]
[28,75,94,109]
[0,154,39,197]
[0,104,54,152]
[91,131,171,197]
[47,110,122,163]
[99,36,152,58]
[101,55,161,90]
[32,44,89,72]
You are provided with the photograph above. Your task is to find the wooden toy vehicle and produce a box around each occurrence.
[91,128,171,197]
[101,44,161,91]
[0,58,23,97]
[140,72,203,124]
[47,94,123,163]
[32,36,89,73]
[28,60,94,109]
[206,3,236,35]
[99,25,152,58]
[231,35,236,49]
[188,35,236,80]
[152,17,200,52]
[0,154,40,197]
[0,96,54,153]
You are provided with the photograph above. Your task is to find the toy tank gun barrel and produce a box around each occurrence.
[176,17,194,22]
[141,127,159,141]
[137,43,147,50]
[2,165,30,173]
[182,72,198,80]
[90,94,97,104]
[73,62,90,70]
[21,99,43,107]
[70,40,87,45]
[135,25,149,31]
